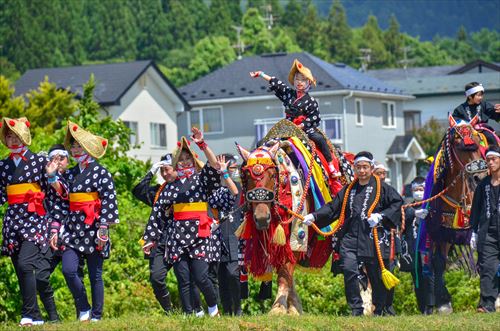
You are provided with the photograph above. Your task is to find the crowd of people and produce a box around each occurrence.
[0,59,499,325]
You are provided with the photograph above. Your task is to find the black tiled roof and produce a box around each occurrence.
[180,52,405,102]
[15,60,188,107]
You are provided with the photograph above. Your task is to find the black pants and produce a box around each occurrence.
[173,255,217,314]
[429,249,451,308]
[62,248,104,320]
[478,232,500,312]
[384,260,397,315]
[218,261,241,315]
[408,253,434,313]
[149,244,172,313]
[341,247,390,316]
[208,262,220,304]
[307,131,332,162]
[11,241,58,321]
[51,251,85,318]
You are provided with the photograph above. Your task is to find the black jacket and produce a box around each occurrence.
[470,176,500,252]
[452,100,499,124]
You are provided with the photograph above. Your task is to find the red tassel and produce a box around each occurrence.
[25,120,30,128]
[9,120,15,126]
[72,125,78,131]
[101,140,107,147]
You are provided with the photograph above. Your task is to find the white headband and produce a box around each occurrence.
[411,182,425,190]
[48,149,68,159]
[486,151,500,158]
[374,163,387,171]
[465,85,484,97]
[354,156,374,165]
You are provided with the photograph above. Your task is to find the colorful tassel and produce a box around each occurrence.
[234,218,247,238]
[272,223,286,246]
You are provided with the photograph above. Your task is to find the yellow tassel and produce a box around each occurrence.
[381,268,400,289]
[272,223,286,246]
[234,218,247,238]
[254,272,273,282]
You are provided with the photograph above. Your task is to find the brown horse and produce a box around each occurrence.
[236,121,352,315]
[422,114,489,312]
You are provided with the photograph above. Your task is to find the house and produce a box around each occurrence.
[367,60,500,132]
[179,52,424,190]
[15,60,188,162]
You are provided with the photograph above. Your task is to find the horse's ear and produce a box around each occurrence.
[235,142,250,161]
[448,113,457,128]
[268,142,280,158]
[470,114,479,127]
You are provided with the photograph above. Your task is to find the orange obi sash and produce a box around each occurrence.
[173,202,210,237]
[7,183,46,216]
[69,192,101,226]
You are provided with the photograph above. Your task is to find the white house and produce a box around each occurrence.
[15,60,188,162]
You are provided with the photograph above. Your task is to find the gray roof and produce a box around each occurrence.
[180,52,407,102]
[367,60,500,81]
[380,72,500,96]
[386,135,415,155]
[15,60,188,107]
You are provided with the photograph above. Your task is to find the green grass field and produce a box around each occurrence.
[1,312,498,331]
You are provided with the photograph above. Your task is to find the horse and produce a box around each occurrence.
[420,114,489,312]
[235,120,353,315]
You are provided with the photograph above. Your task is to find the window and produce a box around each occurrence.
[321,115,343,144]
[404,110,422,133]
[355,99,363,126]
[150,122,166,147]
[254,118,281,142]
[123,121,138,145]
[189,106,223,134]
[382,101,396,128]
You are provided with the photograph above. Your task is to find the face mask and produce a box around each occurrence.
[412,191,424,201]
[8,145,25,154]
[177,166,195,179]
[230,169,240,181]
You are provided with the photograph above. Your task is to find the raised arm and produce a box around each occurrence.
[191,126,218,169]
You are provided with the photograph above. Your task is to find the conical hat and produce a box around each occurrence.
[172,136,204,171]
[288,59,316,87]
[0,117,32,146]
[64,120,108,159]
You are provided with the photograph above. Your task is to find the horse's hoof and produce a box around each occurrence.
[287,306,301,316]
[269,305,287,316]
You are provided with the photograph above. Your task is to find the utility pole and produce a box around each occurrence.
[398,46,415,79]
[232,25,245,60]
[262,4,278,30]
[358,48,372,72]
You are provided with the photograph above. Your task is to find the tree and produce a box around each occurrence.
[384,14,403,66]
[295,4,322,54]
[359,15,390,68]
[188,36,237,81]
[242,8,274,55]
[206,0,236,40]
[135,0,171,61]
[323,0,356,65]
[0,76,25,119]
[415,117,447,156]
[282,0,303,29]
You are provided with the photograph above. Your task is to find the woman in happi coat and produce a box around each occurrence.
[0,117,60,326]
[47,120,118,322]
[148,127,221,316]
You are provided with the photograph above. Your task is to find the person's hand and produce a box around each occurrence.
[46,159,59,177]
[368,213,383,228]
[97,226,109,251]
[302,213,315,226]
[150,160,168,175]
[49,231,58,251]
[494,104,500,113]
[191,127,204,144]
[415,208,429,219]
[249,71,263,78]
[142,241,155,255]
[470,232,477,250]
[216,155,230,172]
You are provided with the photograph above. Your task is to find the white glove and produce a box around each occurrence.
[415,209,429,219]
[211,221,220,233]
[150,161,168,175]
[470,232,477,250]
[302,214,315,226]
[368,213,383,228]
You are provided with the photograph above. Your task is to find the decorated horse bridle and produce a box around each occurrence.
[241,147,279,204]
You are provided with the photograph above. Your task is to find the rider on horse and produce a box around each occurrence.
[452,81,500,147]
[250,59,341,179]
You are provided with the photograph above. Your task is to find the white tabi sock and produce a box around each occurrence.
[208,305,219,317]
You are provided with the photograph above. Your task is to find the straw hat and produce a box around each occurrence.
[0,117,32,146]
[172,136,204,171]
[288,59,316,87]
[64,120,108,159]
